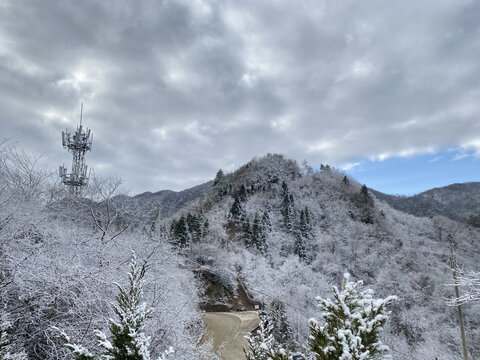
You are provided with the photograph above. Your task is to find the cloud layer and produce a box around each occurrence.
[1,0,479,193]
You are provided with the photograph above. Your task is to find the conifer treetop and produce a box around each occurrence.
[309,273,396,360]
[55,251,174,360]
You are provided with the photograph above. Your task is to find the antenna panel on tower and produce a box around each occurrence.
[59,103,93,196]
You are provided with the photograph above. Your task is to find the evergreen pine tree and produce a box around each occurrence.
[244,315,289,360]
[261,210,271,231]
[173,216,189,248]
[357,185,374,224]
[243,219,253,247]
[304,206,311,231]
[281,182,294,231]
[230,195,243,219]
[251,213,261,248]
[186,213,201,243]
[360,184,369,198]
[299,210,307,239]
[213,169,224,186]
[213,169,230,199]
[169,220,176,236]
[299,206,312,239]
[55,252,174,360]
[294,234,306,261]
[202,219,209,238]
[309,273,396,360]
[101,252,152,359]
[239,184,248,202]
[251,213,267,252]
[268,300,293,348]
[320,164,331,172]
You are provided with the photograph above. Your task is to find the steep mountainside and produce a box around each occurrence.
[162,154,480,359]
[372,182,480,224]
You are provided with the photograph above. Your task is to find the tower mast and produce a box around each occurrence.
[59,103,93,196]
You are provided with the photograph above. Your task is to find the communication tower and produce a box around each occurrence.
[59,103,93,195]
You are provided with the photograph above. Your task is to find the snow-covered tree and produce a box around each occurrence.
[250,213,267,252]
[281,182,295,231]
[212,168,231,200]
[82,174,130,243]
[352,185,374,224]
[170,215,190,248]
[0,311,27,360]
[267,300,294,348]
[309,273,396,360]
[230,195,245,220]
[56,252,174,360]
[294,234,306,261]
[448,269,480,305]
[244,315,290,360]
[213,169,224,187]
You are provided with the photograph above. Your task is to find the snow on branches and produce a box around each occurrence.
[447,269,480,305]
[55,252,174,360]
[0,311,27,360]
[309,273,396,360]
[244,314,290,360]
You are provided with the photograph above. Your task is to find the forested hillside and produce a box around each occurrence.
[166,154,480,359]
[132,181,213,222]
[0,144,213,359]
[1,146,479,359]
[372,182,480,226]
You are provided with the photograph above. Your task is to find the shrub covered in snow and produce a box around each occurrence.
[309,273,396,360]
[55,252,174,360]
[0,311,27,360]
[244,314,290,360]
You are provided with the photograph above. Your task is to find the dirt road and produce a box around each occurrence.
[201,311,260,360]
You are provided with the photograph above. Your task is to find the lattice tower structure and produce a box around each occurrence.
[59,104,93,195]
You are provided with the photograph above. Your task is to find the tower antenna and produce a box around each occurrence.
[80,102,83,126]
[59,104,93,196]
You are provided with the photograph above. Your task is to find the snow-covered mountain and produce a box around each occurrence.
[2,148,479,359]
[163,154,480,359]
[372,182,480,225]
[130,181,213,221]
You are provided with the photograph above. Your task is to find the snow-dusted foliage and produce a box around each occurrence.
[12,228,204,360]
[56,252,174,360]
[309,273,396,360]
[448,269,480,305]
[0,311,27,360]
[169,154,480,359]
[3,145,480,359]
[244,315,290,360]
[0,144,204,360]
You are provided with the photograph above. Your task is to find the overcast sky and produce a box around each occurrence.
[1,0,479,195]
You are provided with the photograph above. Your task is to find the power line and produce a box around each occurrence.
[456,245,480,257]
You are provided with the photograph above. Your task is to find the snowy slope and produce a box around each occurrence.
[165,154,480,359]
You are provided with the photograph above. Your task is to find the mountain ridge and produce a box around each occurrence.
[134,167,480,227]
[160,154,480,358]
[372,181,480,224]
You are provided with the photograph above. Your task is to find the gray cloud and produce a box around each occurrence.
[0,0,479,193]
